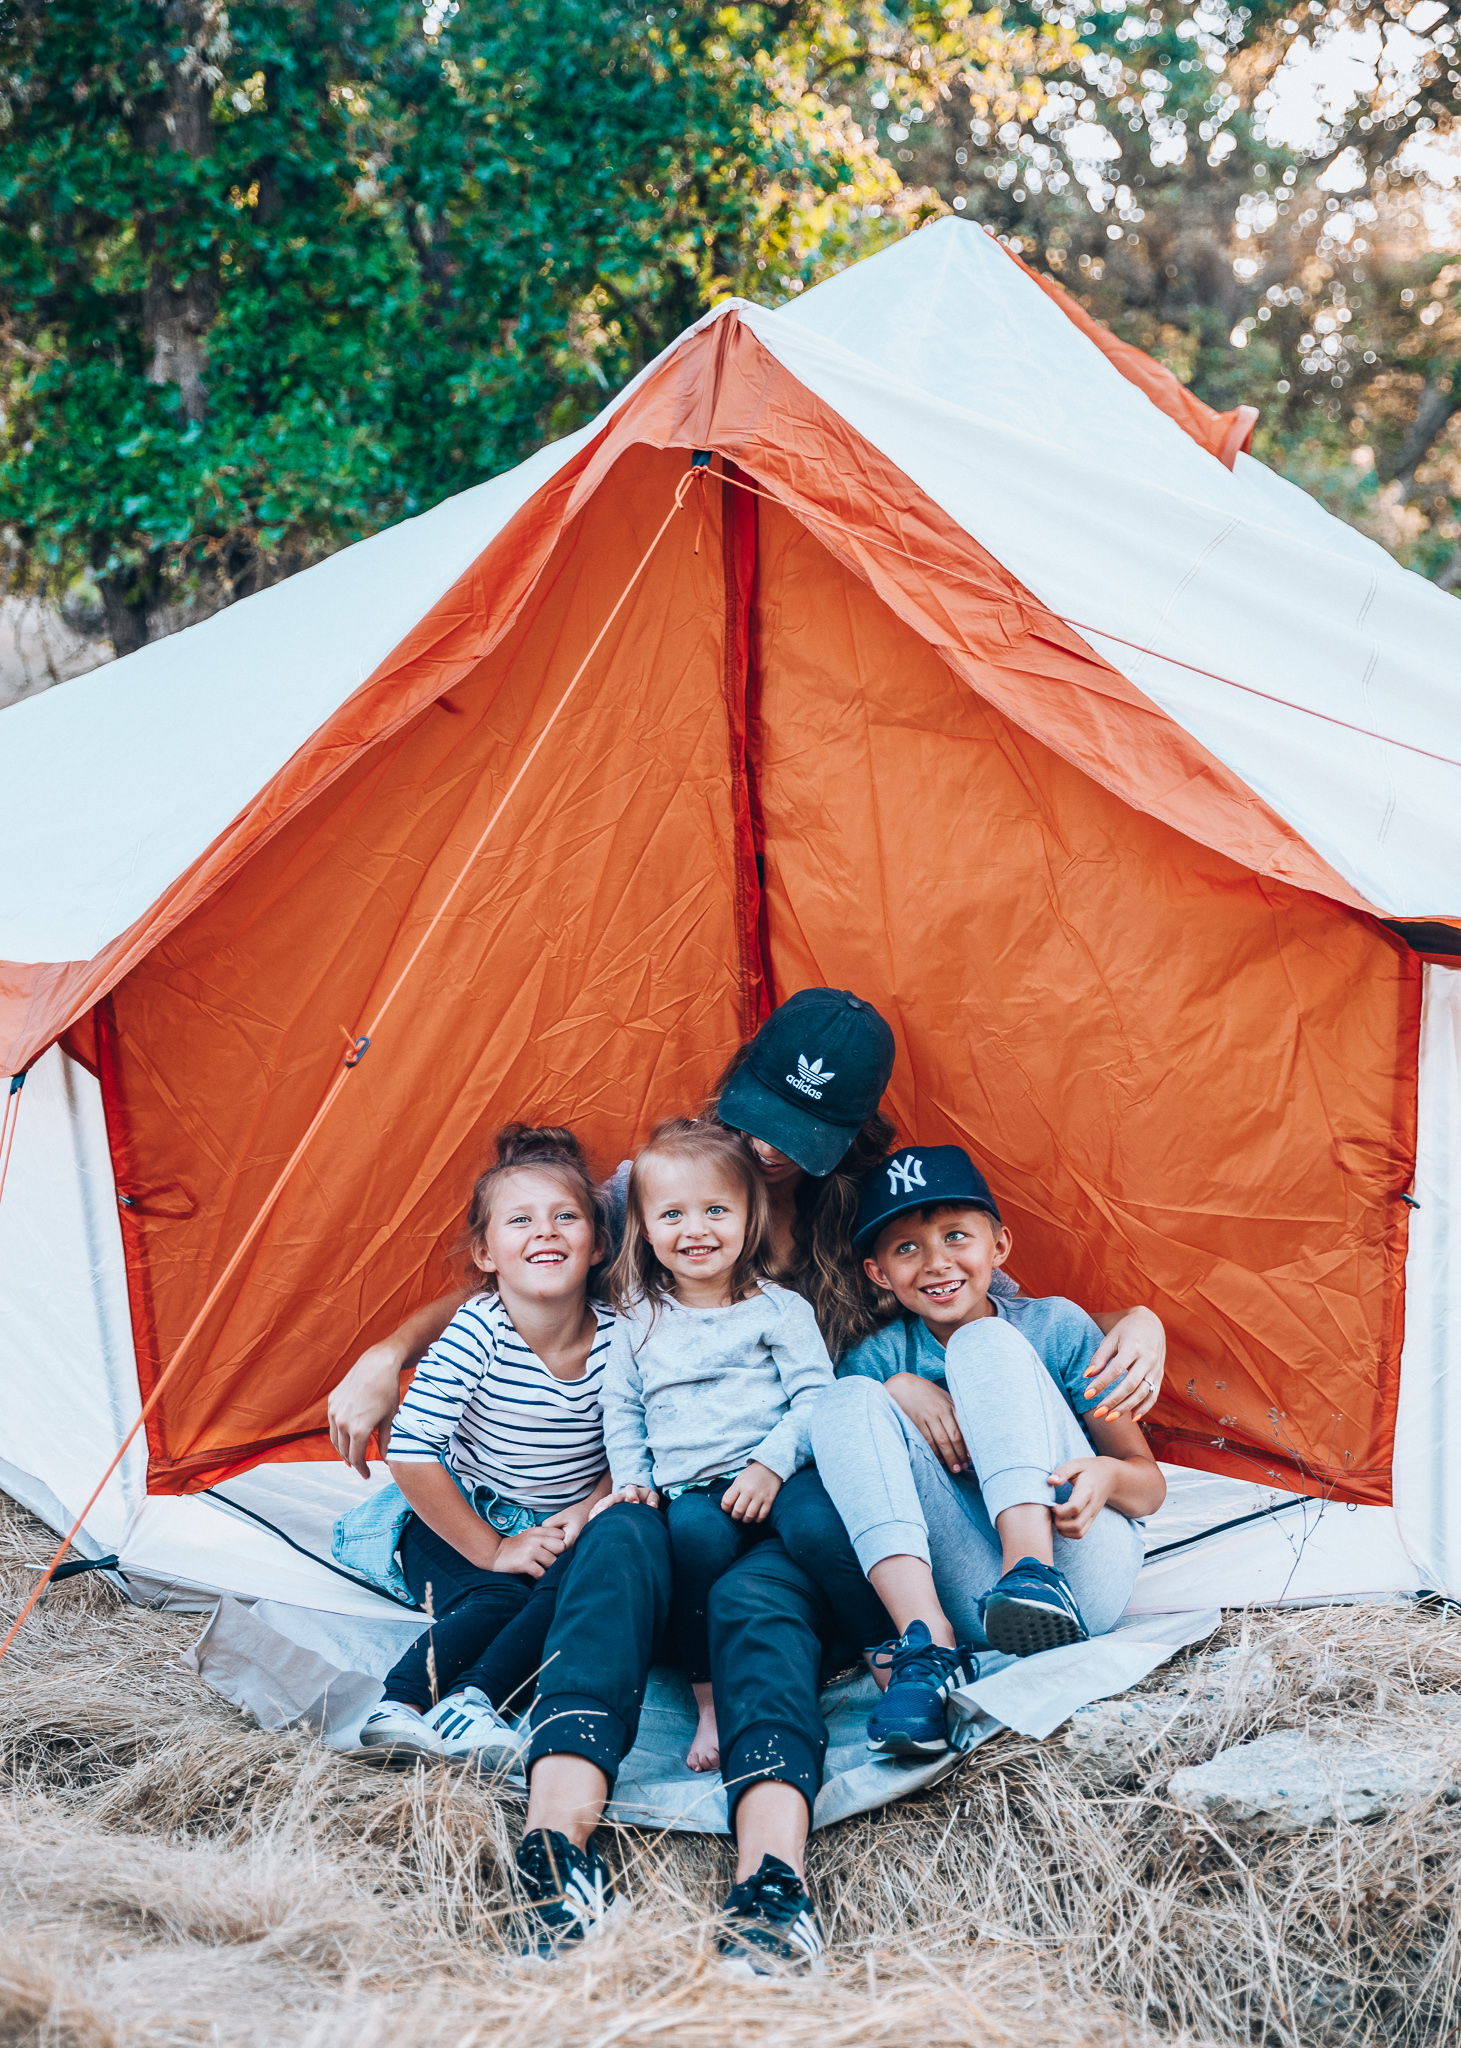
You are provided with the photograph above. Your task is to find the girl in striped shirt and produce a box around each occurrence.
[357,1124,614,1762]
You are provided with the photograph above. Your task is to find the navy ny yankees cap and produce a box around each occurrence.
[853,1145,1002,1256]
[717,987,896,1177]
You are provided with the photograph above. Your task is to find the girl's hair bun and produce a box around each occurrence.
[495,1122,590,1171]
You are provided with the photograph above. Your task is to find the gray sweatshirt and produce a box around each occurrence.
[603,1284,836,1492]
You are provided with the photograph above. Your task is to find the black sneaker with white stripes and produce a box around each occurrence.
[716,1854,826,1977]
[979,1555,1089,1657]
[514,1827,616,1957]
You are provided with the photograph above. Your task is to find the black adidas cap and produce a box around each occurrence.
[717,988,896,1177]
[853,1145,1002,1256]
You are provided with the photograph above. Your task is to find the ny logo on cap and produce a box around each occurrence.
[887,1153,926,1195]
[786,1053,835,1101]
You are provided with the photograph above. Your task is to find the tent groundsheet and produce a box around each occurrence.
[182,1589,1219,1835]
[0,1440,1411,1833]
[175,1460,1223,1832]
[88,1450,1399,1835]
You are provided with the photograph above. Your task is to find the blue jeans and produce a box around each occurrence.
[809,1317,1145,1645]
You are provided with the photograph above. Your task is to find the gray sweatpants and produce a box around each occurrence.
[809,1316,1145,1646]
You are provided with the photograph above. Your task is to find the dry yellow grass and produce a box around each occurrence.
[4,1488,1461,2047]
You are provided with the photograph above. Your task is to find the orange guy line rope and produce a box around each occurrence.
[0,465,701,1660]
[715,468,1461,774]
[0,1078,22,1215]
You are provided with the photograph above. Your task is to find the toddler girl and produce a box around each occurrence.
[350,1124,614,1761]
[600,1118,836,1771]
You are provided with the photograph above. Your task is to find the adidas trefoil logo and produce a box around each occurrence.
[786,1053,835,1100]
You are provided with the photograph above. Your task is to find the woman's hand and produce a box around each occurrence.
[590,1483,662,1519]
[720,1462,782,1523]
[541,1475,613,1548]
[885,1374,970,1474]
[1047,1456,1118,1539]
[328,1343,409,1479]
[1083,1306,1165,1422]
[327,1290,467,1477]
[491,1526,568,1578]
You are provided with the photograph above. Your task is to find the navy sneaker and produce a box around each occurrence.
[980,1556,1089,1657]
[717,1854,827,1977]
[865,1620,976,1756]
[514,1827,615,1956]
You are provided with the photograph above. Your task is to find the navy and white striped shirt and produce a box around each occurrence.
[387,1293,612,1510]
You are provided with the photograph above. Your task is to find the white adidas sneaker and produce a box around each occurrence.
[427,1686,528,1765]
[356,1700,448,1759]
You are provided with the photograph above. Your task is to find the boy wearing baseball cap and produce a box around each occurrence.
[808,1145,1165,1757]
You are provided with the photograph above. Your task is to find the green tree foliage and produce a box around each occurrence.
[0,0,901,650]
[2,0,1456,654]
[875,0,1461,586]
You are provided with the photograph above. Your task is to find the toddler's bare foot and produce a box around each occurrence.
[686,1687,720,1772]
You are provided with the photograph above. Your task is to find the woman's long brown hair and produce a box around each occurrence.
[607,1118,772,1319]
[705,1045,896,1362]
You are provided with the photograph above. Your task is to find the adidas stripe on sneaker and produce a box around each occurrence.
[865,1620,976,1756]
[979,1556,1089,1657]
[514,1828,617,1958]
[355,1700,447,1761]
[716,1854,826,1977]
[426,1686,526,1765]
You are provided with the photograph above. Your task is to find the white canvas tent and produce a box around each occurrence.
[1,223,1458,1808]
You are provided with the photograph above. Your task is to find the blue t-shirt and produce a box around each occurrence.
[837,1294,1106,1439]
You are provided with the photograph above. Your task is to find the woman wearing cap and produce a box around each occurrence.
[702,988,1166,1402]
[327,988,1165,1467]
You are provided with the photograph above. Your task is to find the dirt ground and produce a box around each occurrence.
[3,1490,1461,2048]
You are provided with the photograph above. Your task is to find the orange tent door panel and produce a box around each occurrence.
[98,449,759,1491]
[751,501,1419,1506]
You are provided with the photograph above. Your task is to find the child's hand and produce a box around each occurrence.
[541,1500,593,1546]
[491,1526,567,1577]
[589,1483,661,1520]
[886,1374,970,1473]
[1048,1457,1117,1539]
[720,1462,782,1523]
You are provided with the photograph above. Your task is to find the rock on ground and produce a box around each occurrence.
[1061,1646,1276,1786]
[1166,1727,1455,1834]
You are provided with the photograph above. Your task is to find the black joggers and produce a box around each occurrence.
[667,1466,889,1682]
[380,1513,564,1714]
[527,1491,879,1828]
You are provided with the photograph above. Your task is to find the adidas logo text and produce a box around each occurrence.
[786,1053,836,1100]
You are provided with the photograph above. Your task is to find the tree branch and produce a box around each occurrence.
[1382,362,1461,500]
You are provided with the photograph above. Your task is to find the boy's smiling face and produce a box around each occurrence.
[865,1202,1014,1343]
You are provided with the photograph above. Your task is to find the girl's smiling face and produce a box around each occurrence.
[639,1154,749,1303]
[865,1203,1014,1339]
[473,1168,601,1306]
